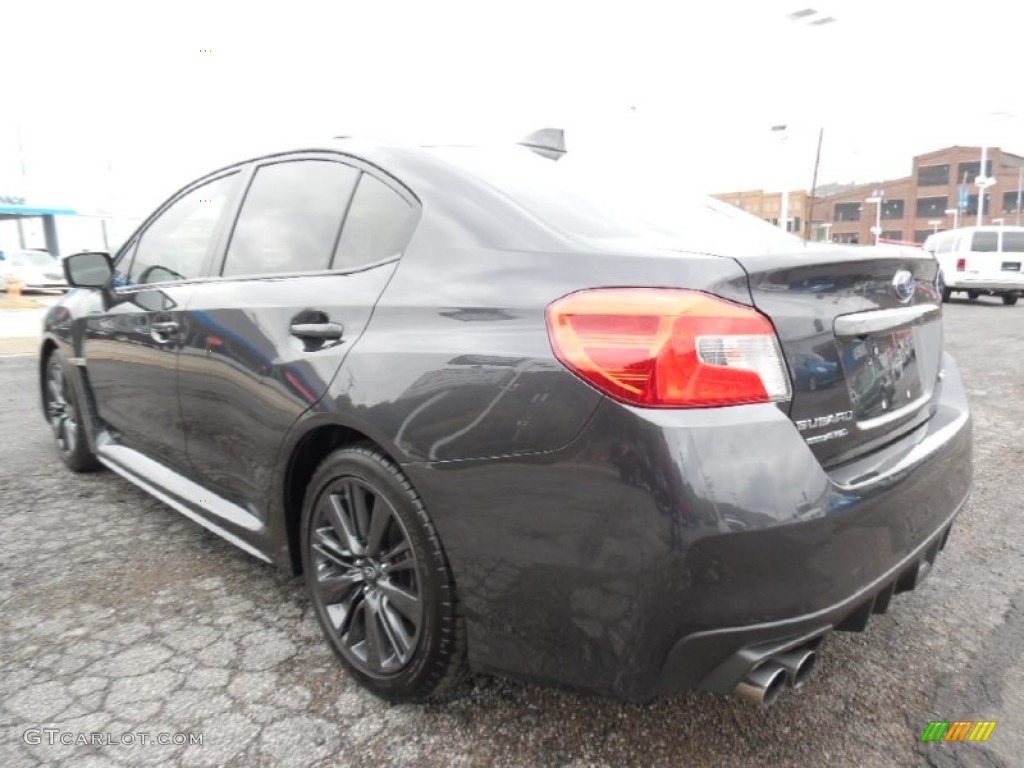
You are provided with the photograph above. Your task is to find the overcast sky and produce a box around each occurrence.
[4,0,1023,217]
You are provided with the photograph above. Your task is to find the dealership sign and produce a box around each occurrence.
[0,194,77,216]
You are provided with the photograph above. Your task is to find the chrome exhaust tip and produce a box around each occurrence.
[733,662,787,707]
[775,648,817,689]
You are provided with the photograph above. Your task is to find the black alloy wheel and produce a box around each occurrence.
[43,353,101,472]
[302,446,466,701]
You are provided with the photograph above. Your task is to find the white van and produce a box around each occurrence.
[923,225,1024,306]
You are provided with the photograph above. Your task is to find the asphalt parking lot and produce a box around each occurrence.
[1,297,1021,768]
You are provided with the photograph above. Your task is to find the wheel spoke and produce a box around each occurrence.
[317,569,363,605]
[363,597,386,669]
[313,528,353,567]
[380,538,410,564]
[383,558,415,573]
[327,493,363,555]
[380,602,414,662]
[335,589,364,637]
[364,497,392,558]
[348,481,371,542]
[64,417,77,453]
[378,578,420,623]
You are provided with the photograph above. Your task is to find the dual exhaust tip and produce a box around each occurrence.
[733,647,817,707]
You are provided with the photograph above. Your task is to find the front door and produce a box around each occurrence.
[176,156,417,518]
[83,171,242,467]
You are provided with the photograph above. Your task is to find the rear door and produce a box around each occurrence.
[969,230,1002,282]
[735,244,944,466]
[176,154,417,515]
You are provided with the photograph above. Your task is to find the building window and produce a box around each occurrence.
[916,196,948,217]
[786,216,801,233]
[835,232,860,244]
[913,230,934,244]
[880,199,905,219]
[964,194,991,216]
[917,165,950,186]
[834,202,861,222]
[957,160,993,181]
[1003,190,1023,214]
[880,230,903,241]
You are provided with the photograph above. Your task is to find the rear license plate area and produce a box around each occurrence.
[1001,261,1021,271]
[838,329,923,422]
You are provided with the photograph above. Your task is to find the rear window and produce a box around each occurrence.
[971,232,999,252]
[1002,231,1024,253]
[431,146,804,253]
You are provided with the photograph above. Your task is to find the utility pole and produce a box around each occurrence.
[806,126,824,240]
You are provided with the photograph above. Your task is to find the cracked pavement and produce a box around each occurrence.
[1,298,1021,767]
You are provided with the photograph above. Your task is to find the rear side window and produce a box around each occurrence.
[971,232,999,252]
[1001,232,1024,253]
[333,174,416,270]
[936,235,955,254]
[222,160,359,277]
[129,173,239,285]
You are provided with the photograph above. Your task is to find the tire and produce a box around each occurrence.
[43,351,102,472]
[301,445,466,702]
[1003,294,1019,306]
[941,286,951,303]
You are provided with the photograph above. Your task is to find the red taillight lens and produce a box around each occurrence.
[546,288,791,408]
[956,258,966,271]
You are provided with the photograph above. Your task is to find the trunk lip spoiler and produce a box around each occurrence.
[833,304,941,337]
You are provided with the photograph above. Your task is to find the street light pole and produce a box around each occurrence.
[865,193,883,245]
[975,146,994,227]
[1017,166,1023,226]
[945,207,959,230]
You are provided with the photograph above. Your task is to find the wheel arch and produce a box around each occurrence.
[281,419,406,575]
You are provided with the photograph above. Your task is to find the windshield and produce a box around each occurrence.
[9,251,57,268]
[430,145,806,255]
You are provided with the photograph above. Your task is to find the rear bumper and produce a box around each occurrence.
[405,353,972,701]
[944,276,1024,292]
[658,498,963,695]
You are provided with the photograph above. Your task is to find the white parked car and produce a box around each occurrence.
[923,225,1024,306]
[0,249,69,292]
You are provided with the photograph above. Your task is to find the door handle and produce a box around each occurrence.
[151,320,180,334]
[289,321,344,340]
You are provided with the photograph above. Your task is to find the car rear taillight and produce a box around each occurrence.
[546,288,792,408]
[956,258,966,272]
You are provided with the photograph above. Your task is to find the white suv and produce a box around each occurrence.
[924,225,1024,306]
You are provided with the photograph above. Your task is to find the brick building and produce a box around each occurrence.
[710,188,812,234]
[714,146,1024,244]
[821,147,1024,245]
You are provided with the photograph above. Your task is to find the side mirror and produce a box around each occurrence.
[64,251,114,288]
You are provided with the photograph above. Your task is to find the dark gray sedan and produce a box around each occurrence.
[41,137,971,707]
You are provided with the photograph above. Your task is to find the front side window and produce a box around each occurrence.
[222,160,359,277]
[129,174,238,285]
[333,174,416,270]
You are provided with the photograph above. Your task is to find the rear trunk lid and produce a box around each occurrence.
[731,243,944,466]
